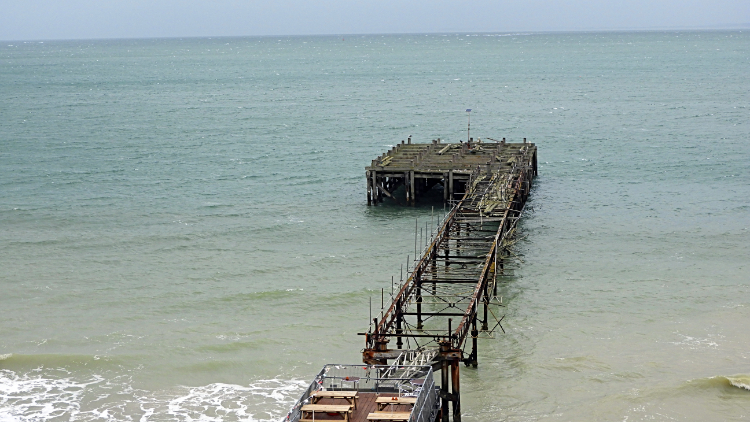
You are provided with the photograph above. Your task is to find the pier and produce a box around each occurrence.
[287,137,537,422]
[366,137,537,205]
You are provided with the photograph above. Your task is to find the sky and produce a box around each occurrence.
[1,0,748,41]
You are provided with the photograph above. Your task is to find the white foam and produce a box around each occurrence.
[667,333,719,350]
[0,369,308,422]
[726,375,750,391]
[132,378,308,422]
[0,369,104,421]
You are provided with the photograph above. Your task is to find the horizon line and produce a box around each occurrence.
[2,24,747,43]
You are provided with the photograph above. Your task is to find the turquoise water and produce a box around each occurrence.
[1,31,748,421]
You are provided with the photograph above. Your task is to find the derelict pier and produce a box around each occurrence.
[285,136,537,422]
[366,137,537,206]
[363,137,537,421]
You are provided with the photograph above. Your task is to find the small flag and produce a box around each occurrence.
[466,109,472,112]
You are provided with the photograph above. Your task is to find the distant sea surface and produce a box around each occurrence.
[1,31,748,421]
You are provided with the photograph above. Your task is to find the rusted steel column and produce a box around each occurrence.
[482,290,489,332]
[470,316,479,368]
[443,172,448,203]
[404,172,410,203]
[451,359,461,422]
[409,171,415,205]
[495,255,502,297]
[416,269,423,329]
[456,222,461,253]
[366,171,372,205]
[482,248,492,331]
[493,243,499,286]
[441,360,450,422]
[371,170,378,205]
[440,341,451,422]
[444,218,451,268]
[448,170,454,202]
[396,300,403,349]
[431,244,437,295]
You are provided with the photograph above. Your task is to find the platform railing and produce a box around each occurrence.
[284,364,437,422]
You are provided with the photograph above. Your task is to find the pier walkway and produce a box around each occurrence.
[286,137,536,422]
[363,138,537,421]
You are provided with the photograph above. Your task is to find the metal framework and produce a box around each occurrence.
[285,363,440,422]
[362,141,537,422]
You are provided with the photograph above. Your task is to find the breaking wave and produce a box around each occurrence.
[686,374,750,392]
[725,375,750,391]
[0,366,308,422]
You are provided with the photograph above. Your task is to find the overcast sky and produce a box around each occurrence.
[1,0,748,41]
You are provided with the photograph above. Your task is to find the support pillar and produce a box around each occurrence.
[371,171,379,205]
[448,170,454,202]
[396,301,403,349]
[443,172,448,203]
[482,291,489,331]
[456,222,461,254]
[366,171,372,205]
[451,360,461,422]
[470,316,479,368]
[405,172,410,203]
[431,246,437,295]
[441,358,450,422]
[416,270,423,329]
[409,171,415,205]
[445,227,450,268]
[483,249,492,331]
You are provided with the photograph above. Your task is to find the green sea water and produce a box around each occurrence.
[1,31,749,421]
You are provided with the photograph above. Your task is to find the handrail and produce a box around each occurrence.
[285,364,436,422]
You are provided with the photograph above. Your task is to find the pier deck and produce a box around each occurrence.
[303,393,410,422]
[365,137,537,205]
[286,364,439,422]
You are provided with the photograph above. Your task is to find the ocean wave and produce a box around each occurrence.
[0,368,106,421]
[725,375,750,391]
[686,374,750,392]
[0,367,307,422]
[158,379,308,422]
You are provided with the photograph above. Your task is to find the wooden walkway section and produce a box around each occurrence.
[306,393,411,422]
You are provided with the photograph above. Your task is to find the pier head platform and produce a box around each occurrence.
[366,137,537,205]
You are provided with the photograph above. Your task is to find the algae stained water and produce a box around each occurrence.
[1,31,749,421]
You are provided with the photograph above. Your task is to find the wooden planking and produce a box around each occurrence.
[313,393,414,422]
[366,141,532,173]
[367,412,412,421]
[300,403,353,421]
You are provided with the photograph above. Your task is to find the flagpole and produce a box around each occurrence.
[466,109,472,142]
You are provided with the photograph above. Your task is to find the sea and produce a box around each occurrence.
[1,30,748,421]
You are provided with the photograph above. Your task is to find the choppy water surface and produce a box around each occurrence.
[1,31,748,421]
